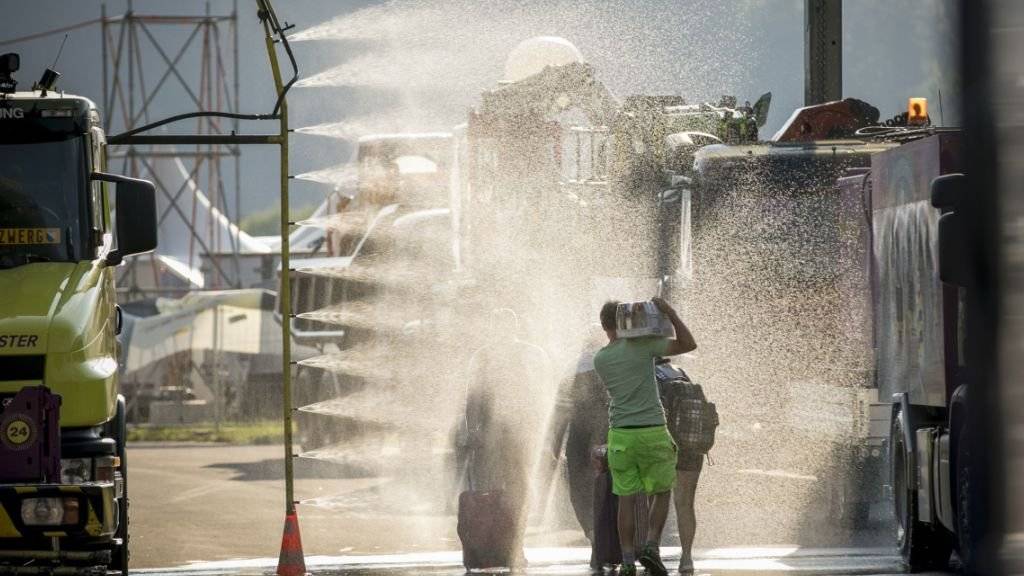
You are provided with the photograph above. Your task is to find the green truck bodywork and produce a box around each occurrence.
[0,89,157,573]
[0,261,119,427]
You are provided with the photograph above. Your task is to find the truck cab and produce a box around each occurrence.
[0,53,157,573]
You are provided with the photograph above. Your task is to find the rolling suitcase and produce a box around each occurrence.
[591,469,622,569]
[457,488,520,570]
[457,445,523,571]
[590,446,651,569]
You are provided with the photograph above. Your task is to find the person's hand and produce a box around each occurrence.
[651,297,675,316]
[590,445,609,472]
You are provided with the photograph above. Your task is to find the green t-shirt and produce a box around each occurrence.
[593,336,670,428]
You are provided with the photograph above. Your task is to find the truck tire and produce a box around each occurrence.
[891,408,951,572]
[109,395,130,574]
[955,422,973,571]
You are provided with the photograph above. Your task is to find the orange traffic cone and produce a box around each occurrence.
[276,511,306,576]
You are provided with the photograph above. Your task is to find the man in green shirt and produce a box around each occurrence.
[593,297,697,576]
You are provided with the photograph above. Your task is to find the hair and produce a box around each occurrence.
[599,301,620,331]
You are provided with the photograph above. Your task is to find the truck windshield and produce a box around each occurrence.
[0,139,84,268]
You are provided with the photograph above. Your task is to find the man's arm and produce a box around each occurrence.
[651,297,697,355]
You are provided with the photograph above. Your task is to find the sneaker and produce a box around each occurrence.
[639,545,669,576]
[620,563,637,576]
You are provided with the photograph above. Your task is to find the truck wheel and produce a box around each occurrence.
[892,408,951,572]
[110,395,130,574]
[955,423,973,570]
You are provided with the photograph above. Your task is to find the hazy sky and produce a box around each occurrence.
[1,0,958,216]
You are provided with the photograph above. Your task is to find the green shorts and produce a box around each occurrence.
[607,425,677,496]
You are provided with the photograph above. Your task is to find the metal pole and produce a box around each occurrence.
[203,2,214,286]
[259,5,296,514]
[804,0,842,105]
[233,0,242,289]
[212,303,221,433]
[109,15,129,130]
[101,4,108,131]
[127,1,135,141]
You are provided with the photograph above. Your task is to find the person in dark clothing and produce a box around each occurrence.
[459,308,551,568]
[548,327,609,543]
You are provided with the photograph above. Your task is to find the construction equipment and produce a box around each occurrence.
[0,53,157,573]
[452,50,769,348]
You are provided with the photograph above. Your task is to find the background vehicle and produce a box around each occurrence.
[0,53,157,573]
[281,132,461,452]
[451,47,768,356]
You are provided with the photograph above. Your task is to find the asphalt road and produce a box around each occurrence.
[129,442,459,568]
[128,443,950,575]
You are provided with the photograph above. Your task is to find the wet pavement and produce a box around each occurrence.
[128,445,948,576]
[133,546,927,576]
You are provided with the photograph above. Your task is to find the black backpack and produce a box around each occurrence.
[655,360,719,455]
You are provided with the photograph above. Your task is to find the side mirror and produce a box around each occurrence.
[931,173,964,209]
[91,172,158,265]
[931,174,970,287]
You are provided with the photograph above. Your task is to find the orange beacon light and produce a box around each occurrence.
[908,97,929,125]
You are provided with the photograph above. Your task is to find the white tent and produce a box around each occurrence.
[122,289,279,374]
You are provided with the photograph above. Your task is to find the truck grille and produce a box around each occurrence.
[0,355,45,381]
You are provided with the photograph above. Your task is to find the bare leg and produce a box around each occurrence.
[673,470,701,573]
[618,493,637,562]
[646,490,673,544]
